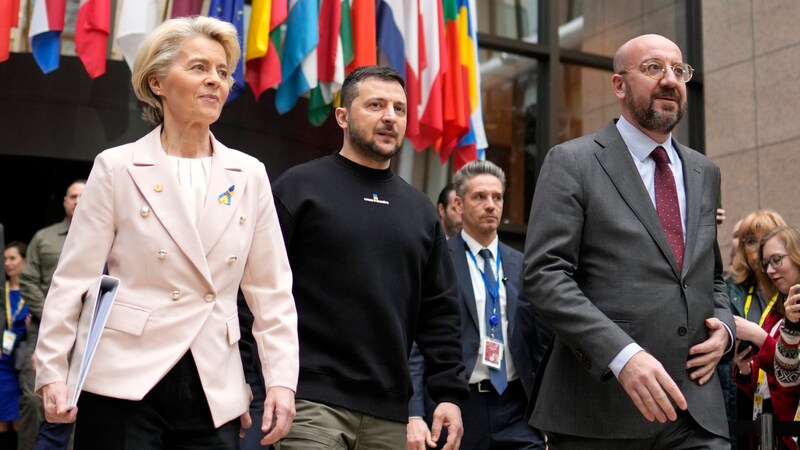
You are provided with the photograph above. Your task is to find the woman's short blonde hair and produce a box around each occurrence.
[131,16,241,125]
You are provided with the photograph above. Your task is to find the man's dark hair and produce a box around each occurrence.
[437,183,456,208]
[340,65,406,109]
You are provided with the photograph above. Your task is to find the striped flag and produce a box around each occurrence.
[345,0,375,73]
[453,0,486,167]
[340,0,354,68]
[408,0,444,150]
[376,0,405,79]
[0,0,20,62]
[401,0,421,149]
[115,0,159,70]
[171,0,203,17]
[75,0,111,78]
[245,0,287,100]
[308,0,344,126]
[274,0,318,114]
[208,0,246,102]
[436,0,470,162]
[28,0,67,73]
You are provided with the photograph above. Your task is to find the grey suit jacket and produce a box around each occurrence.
[523,120,733,439]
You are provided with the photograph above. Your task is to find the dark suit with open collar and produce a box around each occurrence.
[523,120,734,441]
[410,233,550,448]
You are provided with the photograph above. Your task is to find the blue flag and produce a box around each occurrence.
[208,0,246,102]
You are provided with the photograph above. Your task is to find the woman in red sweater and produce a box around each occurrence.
[735,226,800,450]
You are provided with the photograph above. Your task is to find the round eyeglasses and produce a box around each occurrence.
[759,254,790,273]
[617,59,694,83]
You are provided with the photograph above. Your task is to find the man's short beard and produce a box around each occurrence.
[626,85,686,135]
[348,118,402,163]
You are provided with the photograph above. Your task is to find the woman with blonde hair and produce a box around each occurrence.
[725,210,786,448]
[735,225,800,450]
[33,16,298,449]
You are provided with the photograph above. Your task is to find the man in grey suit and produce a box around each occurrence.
[523,34,734,448]
[408,161,551,449]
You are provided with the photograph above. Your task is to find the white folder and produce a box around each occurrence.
[66,275,120,409]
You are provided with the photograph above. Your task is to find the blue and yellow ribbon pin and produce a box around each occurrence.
[218,185,235,205]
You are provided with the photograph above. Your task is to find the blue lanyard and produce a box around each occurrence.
[463,239,503,305]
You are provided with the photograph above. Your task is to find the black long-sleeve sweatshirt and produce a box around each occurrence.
[272,153,468,422]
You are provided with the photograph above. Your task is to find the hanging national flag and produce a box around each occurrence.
[28,0,67,73]
[408,0,444,150]
[245,0,287,100]
[115,0,159,71]
[208,0,245,102]
[453,0,486,168]
[308,0,345,126]
[0,0,21,62]
[401,0,421,148]
[75,0,111,78]
[171,0,203,17]
[340,0,353,68]
[345,0,375,73]
[275,0,318,114]
[376,0,405,79]
[437,0,470,162]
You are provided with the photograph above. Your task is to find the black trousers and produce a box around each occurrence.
[73,352,239,450]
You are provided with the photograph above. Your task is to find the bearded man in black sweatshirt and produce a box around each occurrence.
[271,66,469,450]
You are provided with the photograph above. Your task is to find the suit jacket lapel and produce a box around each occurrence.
[127,126,212,285]
[449,238,480,330]
[197,138,248,259]
[594,122,682,277]
[675,140,704,276]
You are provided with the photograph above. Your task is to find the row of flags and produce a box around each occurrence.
[0,0,488,168]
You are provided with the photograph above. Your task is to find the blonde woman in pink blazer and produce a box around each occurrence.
[33,16,298,449]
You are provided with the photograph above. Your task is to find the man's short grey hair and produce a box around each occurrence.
[452,160,506,197]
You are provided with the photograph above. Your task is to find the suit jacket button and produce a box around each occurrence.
[678,326,687,336]
[682,282,688,289]
[171,290,181,300]
[205,293,216,302]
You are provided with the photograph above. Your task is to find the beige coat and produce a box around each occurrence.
[34,126,298,427]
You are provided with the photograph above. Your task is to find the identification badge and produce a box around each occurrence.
[753,369,767,420]
[482,338,503,370]
[2,330,17,355]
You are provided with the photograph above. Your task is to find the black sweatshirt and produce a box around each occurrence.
[272,153,468,422]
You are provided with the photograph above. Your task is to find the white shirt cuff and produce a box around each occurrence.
[609,343,644,378]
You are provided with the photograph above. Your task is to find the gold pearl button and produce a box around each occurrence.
[154,184,163,192]
[171,290,181,300]
[204,293,216,302]
[227,255,238,264]
[239,216,246,224]
[140,206,151,218]
[157,249,167,259]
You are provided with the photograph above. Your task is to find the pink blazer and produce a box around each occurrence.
[35,126,299,427]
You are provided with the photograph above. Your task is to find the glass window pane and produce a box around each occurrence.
[477,0,539,43]
[558,0,685,57]
[480,49,537,226]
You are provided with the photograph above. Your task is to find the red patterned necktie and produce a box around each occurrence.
[651,146,684,271]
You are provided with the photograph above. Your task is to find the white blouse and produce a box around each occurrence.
[167,155,212,227]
